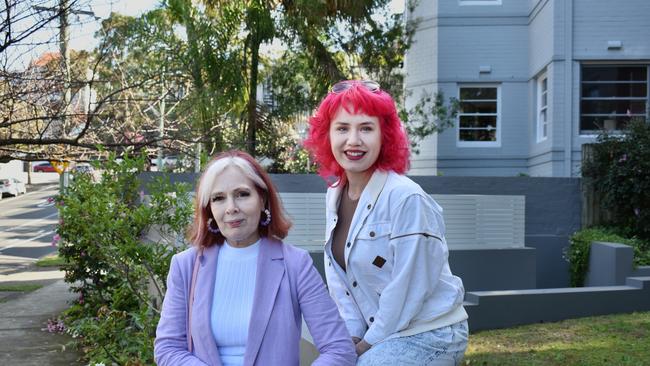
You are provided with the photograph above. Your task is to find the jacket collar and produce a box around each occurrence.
[325,170,389,267]
[326,169,389,216]
[192,238,285,366]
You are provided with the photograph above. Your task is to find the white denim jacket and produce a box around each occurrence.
[324,170,467,345]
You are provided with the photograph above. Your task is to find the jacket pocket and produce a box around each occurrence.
[351,222,392,294]
[356,222,391,241]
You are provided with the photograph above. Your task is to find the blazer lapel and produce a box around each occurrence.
[192,245,222,366]
[243,238,285,365]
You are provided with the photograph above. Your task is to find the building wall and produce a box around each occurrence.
[406,0,439,175]
[434,13,531,175]
[571,0,650,175]
[406,0,650,177]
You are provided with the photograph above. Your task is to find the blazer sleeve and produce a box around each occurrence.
[295,252,357,366]
[154,254,209,366]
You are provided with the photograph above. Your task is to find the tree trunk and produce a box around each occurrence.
[246,32,261,156]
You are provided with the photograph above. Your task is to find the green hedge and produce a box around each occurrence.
[582,119,650,241]
[566,227,650,287]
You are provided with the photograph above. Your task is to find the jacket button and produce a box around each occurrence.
[367,204,372,209]
[369,231,375,237]
[352,281,357,287]
[345,291,350,296]
[369,317,374,323]
[346,242,351,247]
[328,261,331,266]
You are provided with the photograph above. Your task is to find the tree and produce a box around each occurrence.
[1,0,190,163]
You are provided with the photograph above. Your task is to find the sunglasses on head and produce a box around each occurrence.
[330,80,381,94]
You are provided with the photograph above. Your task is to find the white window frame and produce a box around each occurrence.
[579,64,649,136]
[459,0,502,5]
[536,72,549,142]
[457,84,501,148]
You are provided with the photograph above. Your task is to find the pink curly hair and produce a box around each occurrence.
[304,81,410,186]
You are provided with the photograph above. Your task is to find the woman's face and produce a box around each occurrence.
[329,106,382,177]
[209,165,264,248]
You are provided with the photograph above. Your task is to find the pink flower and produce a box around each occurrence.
[618,154,628,163]
[51,234,60,247]
[634,208,641,217]
[42,318,66,334]
[139,190,145,201]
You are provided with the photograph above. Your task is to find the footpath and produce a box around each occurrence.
[0,263,83,365]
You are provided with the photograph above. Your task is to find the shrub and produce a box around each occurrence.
[55,152,193,364]
[566,227,649,287]
[582,119,650,241]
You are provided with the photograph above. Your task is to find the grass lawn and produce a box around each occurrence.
[463,311,650,366]
[0,283,43,292]
[34,254,67,267]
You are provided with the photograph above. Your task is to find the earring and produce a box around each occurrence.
[260,208,271,226]
[207,218,220,234]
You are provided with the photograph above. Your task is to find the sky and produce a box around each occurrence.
[7,0,404,69]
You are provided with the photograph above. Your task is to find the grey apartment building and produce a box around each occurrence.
[405,0,650,176]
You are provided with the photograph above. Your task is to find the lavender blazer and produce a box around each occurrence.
[154,237,356,366]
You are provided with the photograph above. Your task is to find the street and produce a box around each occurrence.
[0,183,60,277]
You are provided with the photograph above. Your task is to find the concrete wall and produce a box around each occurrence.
[410,175,581,288]
[468,240,650,331]
[466,276,650,332]
[142,173,581,289]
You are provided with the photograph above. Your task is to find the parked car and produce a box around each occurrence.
[72,164,94,175]
[33,162,56,172]
[0,178,27,197]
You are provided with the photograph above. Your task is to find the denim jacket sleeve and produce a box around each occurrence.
[363,193,448,345]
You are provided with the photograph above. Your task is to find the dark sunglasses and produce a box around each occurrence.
[330,80,381,94]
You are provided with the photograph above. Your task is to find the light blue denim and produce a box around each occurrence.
[357,320,469,366]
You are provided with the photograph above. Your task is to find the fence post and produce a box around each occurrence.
[581,143,611,227]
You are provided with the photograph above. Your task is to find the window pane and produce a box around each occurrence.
[542,78,547,91]
[460,87,497,100]
[582,66,646,82]
[581,100,646,115]
[459,129,497,141]
[540,109,547,122]
[459,115,497,129]
[580,116,633,132]
[459,101,497,113]
[541,93,547,106]
[582,83,647,98]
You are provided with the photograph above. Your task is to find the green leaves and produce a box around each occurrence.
[582,119,650,241]
[566,227,648,287]
[55,152,192,364]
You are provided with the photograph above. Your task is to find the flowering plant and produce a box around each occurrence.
[55,152,193,364]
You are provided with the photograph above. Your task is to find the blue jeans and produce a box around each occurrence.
[357,320,469,366]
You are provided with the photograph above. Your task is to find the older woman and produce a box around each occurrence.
[154,150,356,366]
[305,80,468,365]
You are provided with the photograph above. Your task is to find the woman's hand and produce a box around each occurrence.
[355,339,371,356]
